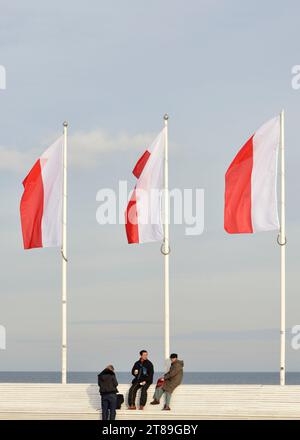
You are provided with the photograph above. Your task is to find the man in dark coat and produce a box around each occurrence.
[98,364,118,420]
[150,353,184,410]
[128,350,154,410]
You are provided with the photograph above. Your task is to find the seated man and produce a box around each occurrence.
[150,353,184,410]
[128,350,154,410]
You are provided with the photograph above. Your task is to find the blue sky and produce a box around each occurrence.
[0,1,300,372]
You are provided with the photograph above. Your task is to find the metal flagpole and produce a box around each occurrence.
[62,121,68,384]
[163,113,170,368]
[279,110,286,386]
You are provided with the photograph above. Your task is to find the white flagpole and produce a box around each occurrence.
[62,121,68,384]
[163,113,170,368]
[279,110,286,386]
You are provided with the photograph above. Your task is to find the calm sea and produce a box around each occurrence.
[1,372,300,384]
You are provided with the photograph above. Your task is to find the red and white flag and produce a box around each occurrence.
[224,116,280,233]
[125,129,165,244]
[20,137,63,249]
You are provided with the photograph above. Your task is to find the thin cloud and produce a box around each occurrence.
[173,328,283,341]
[69,129,156,168]
[70,319,161,325]
[0,129,157,172]
[0,146,34,172]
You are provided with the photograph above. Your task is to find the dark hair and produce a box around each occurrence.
[170,353,178,359]
[140,350,148,356]
[106,364,114,371]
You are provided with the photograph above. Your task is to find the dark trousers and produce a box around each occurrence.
[101,393,117,420]
[128,382,151,407]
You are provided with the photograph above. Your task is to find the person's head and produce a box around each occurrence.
[170,353,178,364]
[106,364,114,372]
[139,350,148,361]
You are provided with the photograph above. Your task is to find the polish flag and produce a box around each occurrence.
[20,137,63,249]
[224,116,280,233]
[125,129,165,244]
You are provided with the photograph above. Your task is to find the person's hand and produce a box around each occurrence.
[134,369,138,375]
[140,381,146,385]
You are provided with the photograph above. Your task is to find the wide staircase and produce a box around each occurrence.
[0,383,300,419]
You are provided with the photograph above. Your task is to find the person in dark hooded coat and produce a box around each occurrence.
[98,365,118,420]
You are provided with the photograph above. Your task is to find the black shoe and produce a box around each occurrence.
[150,399,160,405]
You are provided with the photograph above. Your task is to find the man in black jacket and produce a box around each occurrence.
[128,350,154,410]
[98,365,118,420]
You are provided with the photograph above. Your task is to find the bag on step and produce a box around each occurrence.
[116,393,124,409]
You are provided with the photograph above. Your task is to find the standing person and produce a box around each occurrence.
[150,353,184,410]
[98,365,118,420]
[128,350,154,410]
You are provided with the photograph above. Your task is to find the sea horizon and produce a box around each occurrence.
[1,371,300,385]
